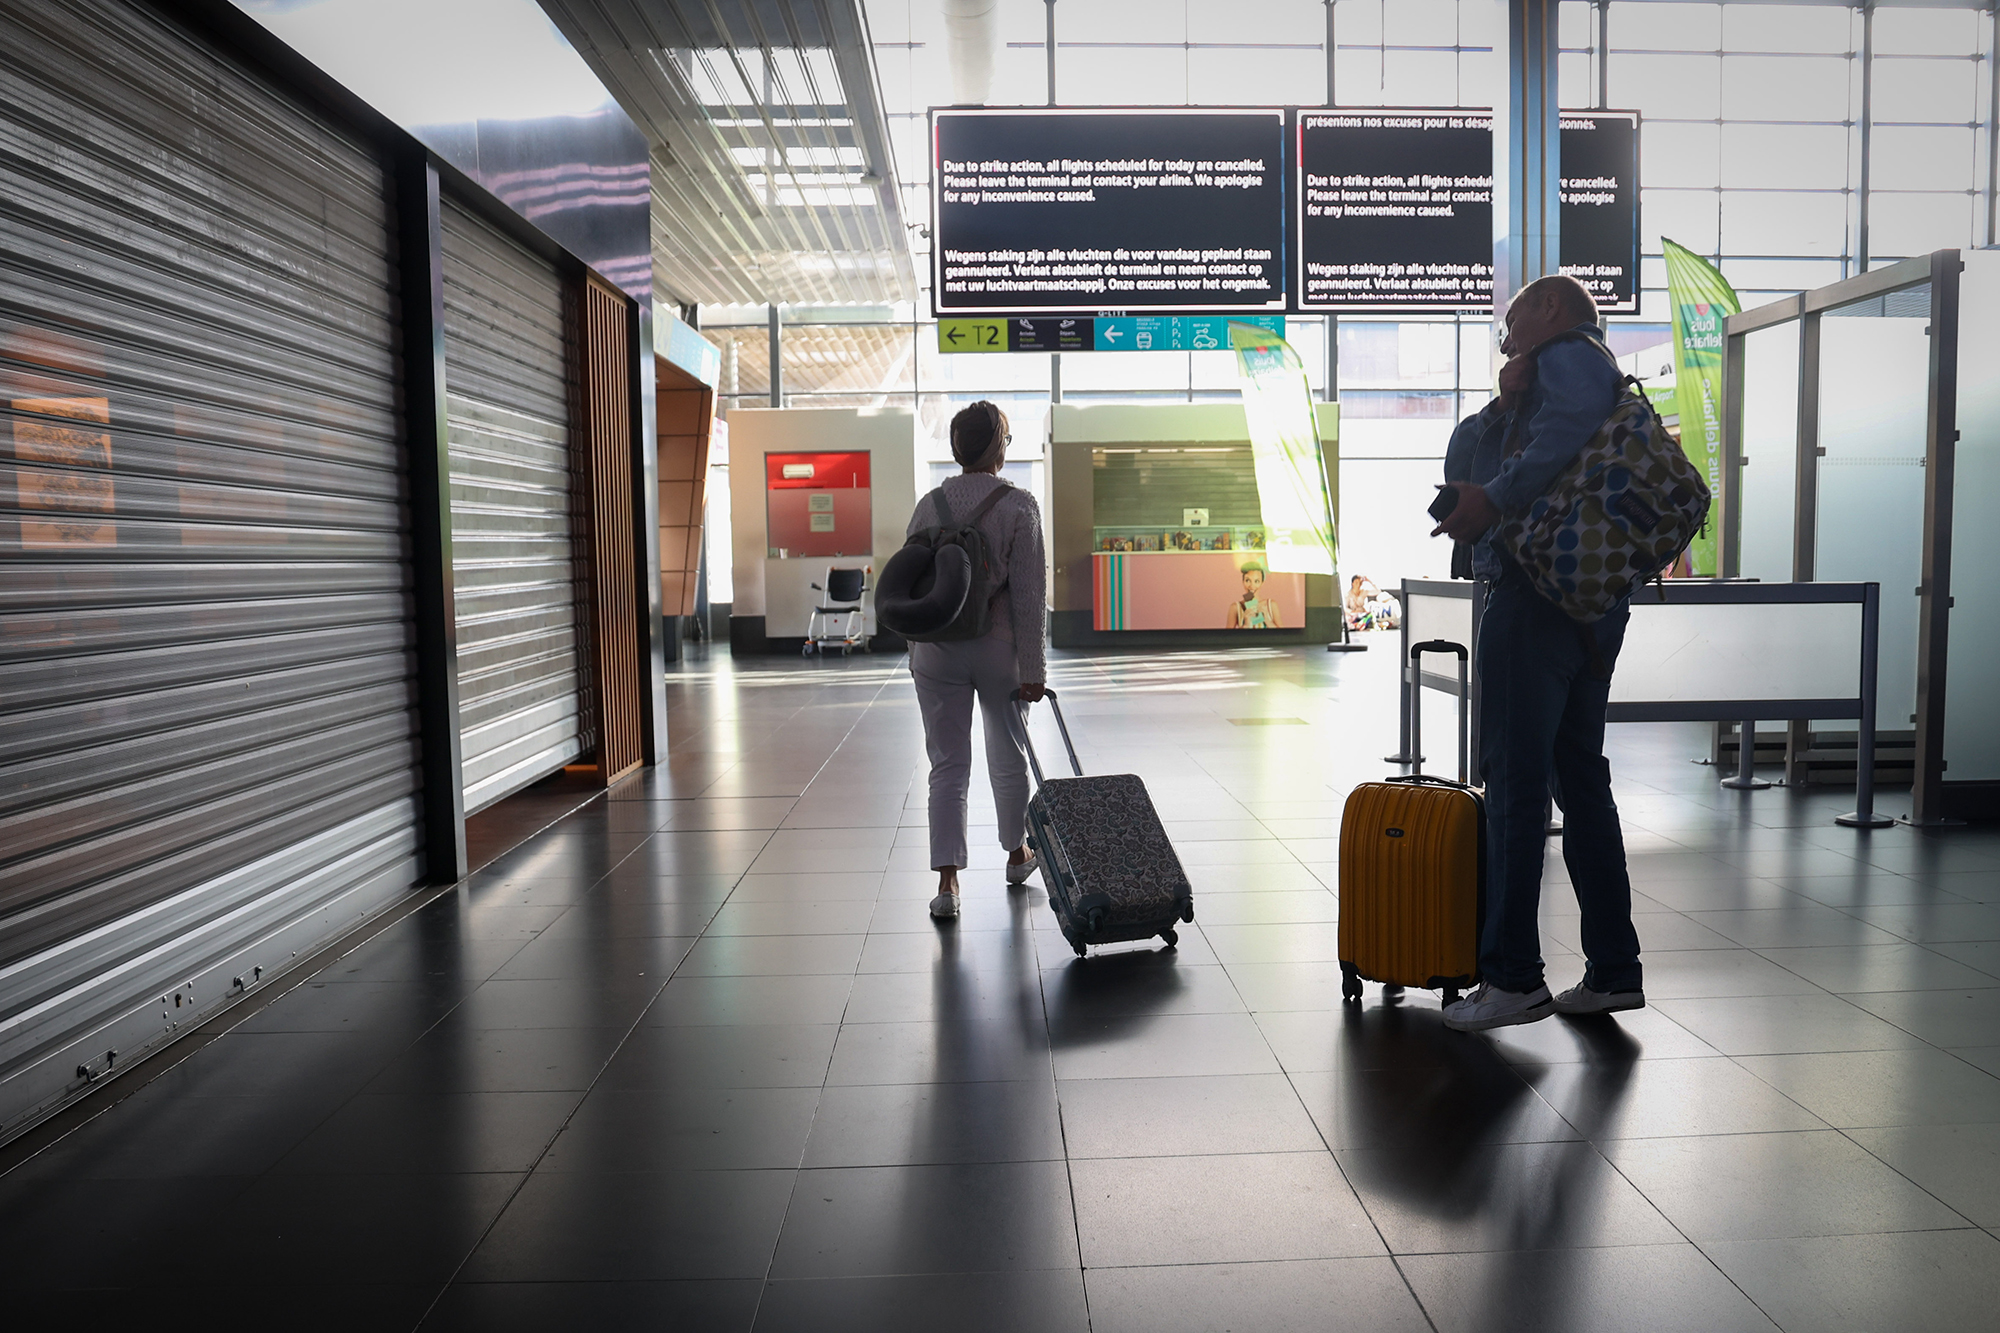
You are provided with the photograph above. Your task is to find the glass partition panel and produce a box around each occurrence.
[1737,320,1800,581]
[1946,251,2000,781]
[1816,285,1932,730]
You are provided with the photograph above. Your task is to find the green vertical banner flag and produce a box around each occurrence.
[1663,238,1740,576]
[1230,323,1337,577]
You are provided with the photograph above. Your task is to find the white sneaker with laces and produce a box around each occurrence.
[1442,982,1555,1032]
[1006,851,1039,885]
[928,888,959,919]
[1552,982,1645,1015]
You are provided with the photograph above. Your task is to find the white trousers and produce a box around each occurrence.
[910,636,1030,870]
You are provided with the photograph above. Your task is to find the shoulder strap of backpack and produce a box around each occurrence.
[928,485,955,526]
[958,481,1015,529]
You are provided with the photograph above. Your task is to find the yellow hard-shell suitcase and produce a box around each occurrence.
[1338,640,1483,1004]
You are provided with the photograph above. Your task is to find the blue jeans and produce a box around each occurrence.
[1475,566,1642,994]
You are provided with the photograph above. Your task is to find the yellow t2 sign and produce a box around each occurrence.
[937,319,1005,352]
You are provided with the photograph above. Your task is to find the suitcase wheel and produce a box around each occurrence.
[1071,939,1087,958]
[1179,902,1194,923]
[1340,964,1363,1003]
[1159,928,1178,949]
[1442,985,1460,1007]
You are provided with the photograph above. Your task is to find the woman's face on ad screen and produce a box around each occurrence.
[1242,567,1264,599]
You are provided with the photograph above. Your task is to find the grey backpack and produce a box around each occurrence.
[875,484,1016,642]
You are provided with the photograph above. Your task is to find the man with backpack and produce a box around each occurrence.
[900,401,1047,921]
[1431,275,1647,1031]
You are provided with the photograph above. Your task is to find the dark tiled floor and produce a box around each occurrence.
[4,640,1999,1330]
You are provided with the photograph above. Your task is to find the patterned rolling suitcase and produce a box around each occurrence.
[1338,640,1484,1004]
[1017,690,1194,956]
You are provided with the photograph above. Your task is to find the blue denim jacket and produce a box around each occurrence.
[1442,322,1622,581]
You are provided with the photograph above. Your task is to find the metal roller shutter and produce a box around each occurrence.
[0,0,422,1128]
[441,199,589,812]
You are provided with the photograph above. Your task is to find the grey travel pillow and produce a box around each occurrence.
[875,540,971,638]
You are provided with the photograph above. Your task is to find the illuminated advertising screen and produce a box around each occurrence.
[931,108,1288,315]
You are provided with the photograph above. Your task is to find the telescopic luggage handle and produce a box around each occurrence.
[1012,687,1083,784]
[1407,640,1471,785]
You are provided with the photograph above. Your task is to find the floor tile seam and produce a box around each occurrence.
[0,858,555,1181]
[1685,1224,2000,1264]
[737,661,934,1333]
[1576,1107,1792,1331]
[1712,940,1896,1000]
[1380,1254,1446,1332]
[1265,1035,1429,1320]
[1824,1122,1993,1233]
[404,898,738,1330]
[1040,952,1103,1331]
[203,937,541,1187]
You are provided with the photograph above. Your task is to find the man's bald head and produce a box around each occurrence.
[1500,274,1600,360]
[1514,274,1599,327]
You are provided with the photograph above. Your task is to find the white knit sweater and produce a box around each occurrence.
[906,474,1048,683]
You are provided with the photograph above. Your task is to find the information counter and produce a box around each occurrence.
[1048,402,1339,647]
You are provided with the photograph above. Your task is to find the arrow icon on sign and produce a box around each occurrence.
[946,326,964,344]
[1103,325,1123,344]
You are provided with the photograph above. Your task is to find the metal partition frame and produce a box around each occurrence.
[1604,581,1884,828]
[1391,578,1485,766]
[1392,579,1886,826]
[1722,251,1964,824]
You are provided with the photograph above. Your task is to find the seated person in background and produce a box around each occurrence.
[1345,575,1399,631]
[1226,561,1281,628]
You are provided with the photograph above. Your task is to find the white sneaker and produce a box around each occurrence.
[1006,851,1039,885]
[1442,982,1555,1032]
[928,888,959,920]
[1552,982,1645,1016]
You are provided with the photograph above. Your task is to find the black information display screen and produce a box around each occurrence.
[932,108,1287,315]
[1295,108,1639,314]
[1296,109,1493,311]
[1557,111,1640,314]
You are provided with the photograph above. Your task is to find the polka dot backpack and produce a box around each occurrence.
[1494,333,1712,624]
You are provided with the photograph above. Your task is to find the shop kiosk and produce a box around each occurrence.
[723,407,918,654]
[1046,402,1342,648]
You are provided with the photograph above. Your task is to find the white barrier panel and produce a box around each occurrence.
[1613,600,1863,711]
[1404,588,1474,660]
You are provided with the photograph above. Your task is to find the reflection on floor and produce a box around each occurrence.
[4,640,1999,1331]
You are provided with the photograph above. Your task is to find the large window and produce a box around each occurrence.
[699,1,1997,595]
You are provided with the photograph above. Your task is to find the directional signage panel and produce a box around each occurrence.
[932,108,1288,316]
[936,315,1285,354]
[937,319,1005,352]
[1295,108,1640,314]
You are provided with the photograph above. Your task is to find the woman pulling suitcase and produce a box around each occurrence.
[904,402,1047,920]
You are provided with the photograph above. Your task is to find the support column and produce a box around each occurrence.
[1047,0,1061,408]
[1988,1,1998,248]
[767,303,782,408]
[1858,2,1876,274]
[394,151,467,883]
[1909,251,1964,826]
[1595,0,1610,111]
[1494,0,1562,324]
[1324,0,1339,405]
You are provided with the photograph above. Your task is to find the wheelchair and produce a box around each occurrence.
[804,565,870,656]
